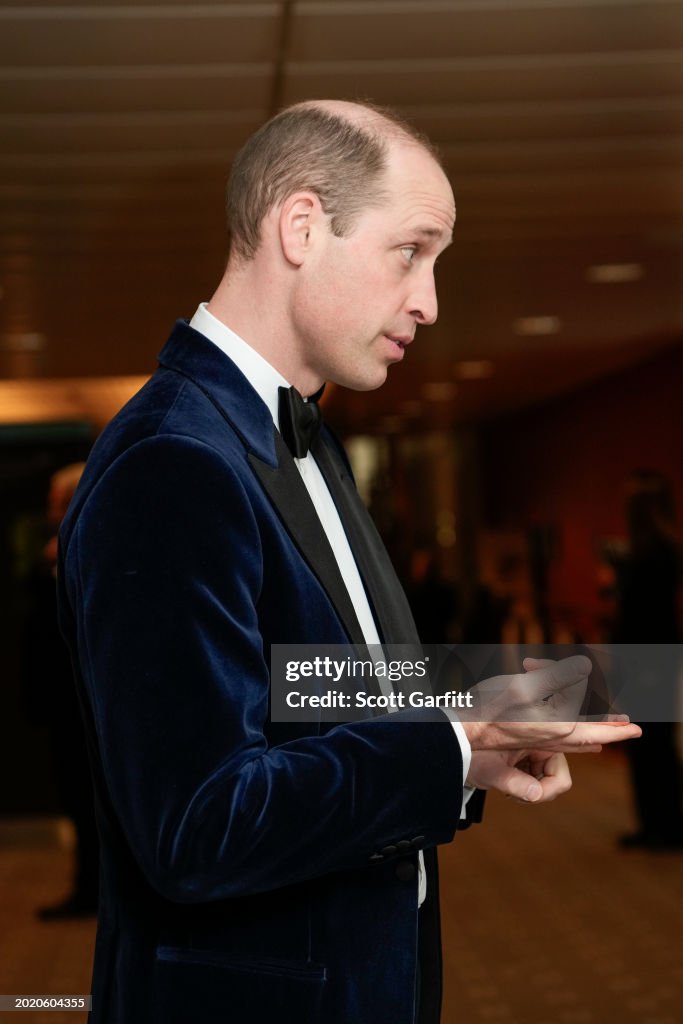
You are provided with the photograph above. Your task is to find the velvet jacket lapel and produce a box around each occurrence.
[248,433,367,649]
[157,321,367,651]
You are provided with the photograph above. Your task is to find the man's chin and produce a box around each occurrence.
[331,363,390,393]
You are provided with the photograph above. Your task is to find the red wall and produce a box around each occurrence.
[480,344,682,634]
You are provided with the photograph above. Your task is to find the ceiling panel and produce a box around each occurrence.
[0,64,273,116]
[0,4,282,67]
[10,0,278,7]
[441,136,683,173]
[290,1,683,62]
[409,98,683,145]
[0,0,681,424]
[1,110,265,155]
[283,50,683,107]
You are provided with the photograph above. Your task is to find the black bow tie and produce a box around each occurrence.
[278,384,324,459]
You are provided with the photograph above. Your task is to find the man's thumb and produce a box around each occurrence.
[503,768,543,802]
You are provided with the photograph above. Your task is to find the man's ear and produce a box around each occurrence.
[278,192,324,267]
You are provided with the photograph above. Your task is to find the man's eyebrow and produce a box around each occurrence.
[411,226,453,246]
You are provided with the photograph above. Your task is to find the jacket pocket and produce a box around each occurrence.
[153,946,327,1024]
[156,945,327,980]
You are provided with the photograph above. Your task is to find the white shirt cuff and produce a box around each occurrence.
[446,717,474,819]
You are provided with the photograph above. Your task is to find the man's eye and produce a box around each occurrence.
[400,246,417,263]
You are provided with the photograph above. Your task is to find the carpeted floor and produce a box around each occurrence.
[0,748,680,1023]
[440,748,683,1023]
[0,821,93,1023]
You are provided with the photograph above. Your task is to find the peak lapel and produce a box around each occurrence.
[248,430,368,651]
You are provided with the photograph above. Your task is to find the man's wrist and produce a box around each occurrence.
[461,720,485,750]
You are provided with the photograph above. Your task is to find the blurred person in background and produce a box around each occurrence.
[21,462,99,917]
[610,469,683,850]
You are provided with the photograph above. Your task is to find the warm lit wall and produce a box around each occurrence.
[0,376,148,430]
[479,344,683,634]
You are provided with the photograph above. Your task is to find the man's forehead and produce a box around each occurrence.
[384,144,455,222]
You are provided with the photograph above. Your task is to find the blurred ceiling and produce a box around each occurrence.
[1,0,682,431]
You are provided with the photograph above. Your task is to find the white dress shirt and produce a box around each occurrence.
[189,303,472,904]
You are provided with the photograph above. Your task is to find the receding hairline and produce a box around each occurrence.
[292,98,401,130]
[285,98,440,161]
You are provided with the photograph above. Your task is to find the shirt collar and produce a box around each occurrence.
[189,302,290,430]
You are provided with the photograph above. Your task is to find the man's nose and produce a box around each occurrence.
[408,271,438,326]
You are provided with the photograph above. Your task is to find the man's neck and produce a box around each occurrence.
[207,268,324,397]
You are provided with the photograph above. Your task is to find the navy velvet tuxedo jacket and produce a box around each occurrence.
[58,320,473,1024]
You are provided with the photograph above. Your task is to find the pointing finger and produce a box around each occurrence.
[546,721,641,749]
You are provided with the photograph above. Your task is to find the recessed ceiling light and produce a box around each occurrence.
[454,360,495,380]
[513,316,561,336]
[586,263,643,283]
[422,382,457,402]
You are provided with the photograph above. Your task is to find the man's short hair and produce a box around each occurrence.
[226,101,438,261]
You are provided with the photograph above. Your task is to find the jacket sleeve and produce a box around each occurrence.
[63,433,464,903]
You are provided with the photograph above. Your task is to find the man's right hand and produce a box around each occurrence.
[460,655,642,751]
[466,748,575,803]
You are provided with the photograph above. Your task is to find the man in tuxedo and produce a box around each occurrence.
[57,100,640,1024]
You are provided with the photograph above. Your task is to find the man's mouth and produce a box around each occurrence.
[385,335,413,351]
